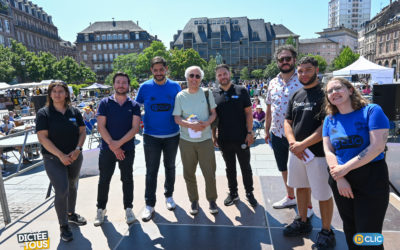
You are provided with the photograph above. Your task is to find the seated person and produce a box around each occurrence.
[1,115,15,135]
[83,106,95,134]
[252,97,261,110]
[253,105,265,132]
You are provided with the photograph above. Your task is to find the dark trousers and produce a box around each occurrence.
[219,142,254,194]
[43,153,83,226]
[97,148,135,209]
[143,134,179,207]
[329,160,389,250]
[270,132,289,172]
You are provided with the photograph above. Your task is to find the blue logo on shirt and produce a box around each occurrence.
[332,135,364,150]
[151,103,171,112]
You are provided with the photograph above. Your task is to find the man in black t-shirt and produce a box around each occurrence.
[212,64,257,207]
[283,57,335,249]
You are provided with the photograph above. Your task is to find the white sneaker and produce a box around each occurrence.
[94,208,106,226]
[141,206,154,222]
[166,197,176,210]
[272,196,297,209]
[307,207,314,218]
[125,208,137,224]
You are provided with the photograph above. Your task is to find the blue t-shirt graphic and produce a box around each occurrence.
[136,79,181,136]
[322,104,389,165]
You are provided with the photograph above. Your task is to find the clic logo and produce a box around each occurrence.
[353,233,384,246]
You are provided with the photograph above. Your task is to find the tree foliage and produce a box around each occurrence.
[169,48,206,80]
[240,67,250,80]
[298,53,328,74]
[264,61,280,79]
[204,56,217,82]
[251,69,264,79]
[332,46,359,70]
[285,35,297,48]
[135,41,170,78]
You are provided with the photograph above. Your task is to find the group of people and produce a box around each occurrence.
[36,45,390,250]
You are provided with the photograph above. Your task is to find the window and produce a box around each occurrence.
[386,42,390,53]
[125,43,129,49]
[96,35,100,41]
[82,45,86,51]
[0,35,4,46]
[93,54,97,61]
[4,20,10,33]
[104,54,108,62]
[0,20,2,32]
[394,39,398,51]
[114,43,118,49]
[103,44,107,50]
[113,34,117,40]
[139,42,143,49]
[124,34,128,40]
[92,44,96,50]
[83,54,87,61]
[98,54,103,61]
[108,44,112,50]
[118,34,123,40]
[130,43,134,49]
[97,44,101,50]
[115,53,118,58]
[107,34,112,40]
[101,34,106,40]
[105,64,109,69]
[135,33,139,40]
[110,54,114,61]
[387,34,390,41]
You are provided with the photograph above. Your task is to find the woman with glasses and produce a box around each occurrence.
[173,66,219,215]
[36,81,87,242]
[322,77,389,249]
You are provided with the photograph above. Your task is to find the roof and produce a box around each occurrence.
[272,24,299,38]
[79,21,143,33]
[299,38,338,44]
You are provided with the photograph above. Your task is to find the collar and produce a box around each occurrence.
[277,70,297,83]
[109,95,132,105]
[218,83,234,93]
[152,78,168,86]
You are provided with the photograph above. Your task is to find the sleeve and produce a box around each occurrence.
[265,82,272,105]
[75,108,85,127]
[96,99,107,117]
[135,85,144,104]
[132,102,141,118]
[241,87,252,108]
[35,109,48,132]
[322,116,330,137]
[368,104,390,131]
[285,97,294,120]
[172,94,182,116]
[209,90,217,109]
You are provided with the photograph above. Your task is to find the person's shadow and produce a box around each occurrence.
[56,224,92,250]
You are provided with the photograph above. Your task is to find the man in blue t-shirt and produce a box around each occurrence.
[135,56,181,222]
[94,72,141,227]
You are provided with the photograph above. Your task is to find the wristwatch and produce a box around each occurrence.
[76,146,83,151]
[247,131,253,135]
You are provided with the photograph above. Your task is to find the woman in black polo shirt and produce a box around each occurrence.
[36,81,86,242]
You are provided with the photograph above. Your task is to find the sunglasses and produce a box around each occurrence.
[277,56,292,63]
[189,74,201,79]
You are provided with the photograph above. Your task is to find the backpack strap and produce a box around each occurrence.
[203,88,212,115]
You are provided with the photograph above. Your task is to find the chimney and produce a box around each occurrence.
[137,20,139,26]
[155,35,157,40]
[112,18,116,27]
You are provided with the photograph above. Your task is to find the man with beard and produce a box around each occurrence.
[136,56,181,222]
[283,57,335,249]
[212,64,258,207]
[94,72,141,226]
[265,45,313,217]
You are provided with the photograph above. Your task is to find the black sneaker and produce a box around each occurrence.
[68,213,87,226]
[224,193,239,206]
[312,229,336,250]
[283,218,313,237]
[209,201,219,214]
[190,201,199,215]
[246,192,258,207]
[60,224,73,242]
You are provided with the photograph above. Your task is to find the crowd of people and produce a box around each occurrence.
[35,46,390,250]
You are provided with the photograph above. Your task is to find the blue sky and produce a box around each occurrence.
[34,0,390,47]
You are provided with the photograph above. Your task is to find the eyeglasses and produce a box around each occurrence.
[277,56,292,63]
[326,85,345,95]
[189,74,201,79]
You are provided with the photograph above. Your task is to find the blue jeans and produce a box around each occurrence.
[253,121,262,132]
[143,134,180,207]
[270,132,289,172]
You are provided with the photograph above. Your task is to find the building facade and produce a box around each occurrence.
[76,20,157,82]
[317,26,358,51]
[170,17,298,74]
[328,0,371,31]
[0,0,13,47]
[299,38,339,64]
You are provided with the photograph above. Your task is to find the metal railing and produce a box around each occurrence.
[0,128,44,225]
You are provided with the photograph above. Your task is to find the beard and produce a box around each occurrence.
[115,88,129,95]
[219,78,230,86]
[154,75,166,82]
[300,73,317,86]
[279,63,295,73]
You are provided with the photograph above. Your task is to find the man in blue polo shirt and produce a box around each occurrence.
[94,72,141,226]
[136,56,181,222]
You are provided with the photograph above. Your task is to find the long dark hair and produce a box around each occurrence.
[46,81,71,108]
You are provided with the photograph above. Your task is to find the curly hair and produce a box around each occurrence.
[323,77,369,116]
[46,81,71,108]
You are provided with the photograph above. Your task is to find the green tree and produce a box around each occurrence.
[10,40,31,82]
[53,56,82,83]
[169,48,206,80]
[37,52,58,80]
[251,69,264,79]
[112,53,139,78]
[332,46,359,70]
[78,62,97,84]
[240,67,250,80]
[204,56,217,82]
[285,35,297,48]
[0,46,16,82]
[264,61,280,79]
[135,41,170,78]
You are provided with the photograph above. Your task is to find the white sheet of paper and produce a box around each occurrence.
[188,128,202,138]
[303,148,315,163]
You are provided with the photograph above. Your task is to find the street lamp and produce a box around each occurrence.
[20,59,25,83]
